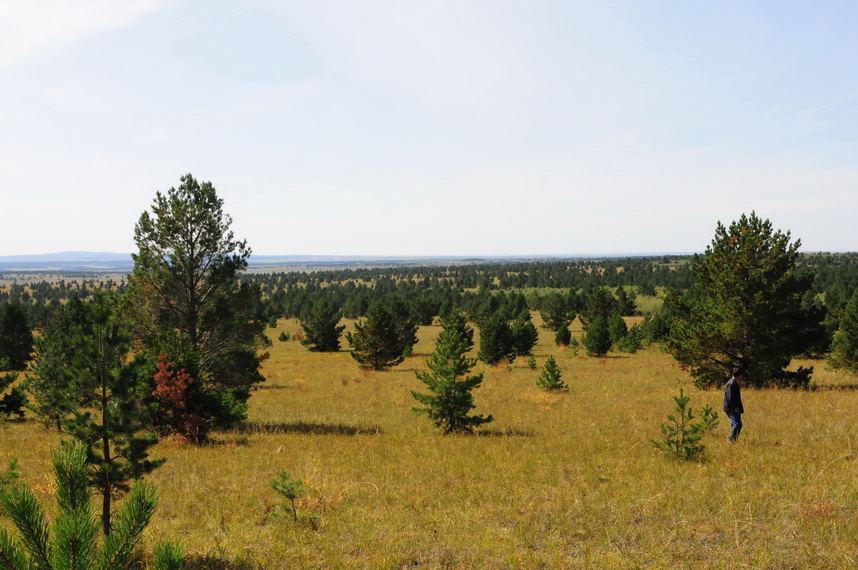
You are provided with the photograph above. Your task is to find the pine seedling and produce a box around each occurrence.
[0,442,182,569]
[271,471,306,522]
[536,356,568,392]
[652,388,720,461]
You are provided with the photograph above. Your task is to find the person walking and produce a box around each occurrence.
[723,368,745,442]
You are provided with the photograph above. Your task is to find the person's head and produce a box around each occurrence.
[732,367,744,380]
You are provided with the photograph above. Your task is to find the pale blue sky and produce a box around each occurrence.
[1,1,856,256]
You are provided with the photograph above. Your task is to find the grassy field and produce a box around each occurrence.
[2,316,858,568]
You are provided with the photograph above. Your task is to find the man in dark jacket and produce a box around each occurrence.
[723,368,745,442]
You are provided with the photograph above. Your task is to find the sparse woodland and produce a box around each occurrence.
[2,178,858,567]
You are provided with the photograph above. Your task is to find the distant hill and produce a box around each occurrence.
[0,252,499,272]
[0,252,134,271]
[0,251,694,273]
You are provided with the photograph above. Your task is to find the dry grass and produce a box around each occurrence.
[3,316,858,568]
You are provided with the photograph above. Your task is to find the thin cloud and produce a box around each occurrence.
[0,0,163,68]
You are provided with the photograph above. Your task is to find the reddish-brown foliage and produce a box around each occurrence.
[152,353,207,443]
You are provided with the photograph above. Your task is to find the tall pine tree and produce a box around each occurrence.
[665,212,826,387]
[127,174,268,427]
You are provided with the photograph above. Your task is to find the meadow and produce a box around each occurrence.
[2,315,858,569]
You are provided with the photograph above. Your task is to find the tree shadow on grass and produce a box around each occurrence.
[233,420,384,436]
[476,427,535,437]
[809,383,858,392]
[183,554,257,570]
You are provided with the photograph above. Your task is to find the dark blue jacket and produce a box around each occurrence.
[723,377,744,414]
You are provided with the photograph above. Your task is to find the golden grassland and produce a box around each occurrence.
[3,316,858,568]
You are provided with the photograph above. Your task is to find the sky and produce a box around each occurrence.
[1,0,857,257]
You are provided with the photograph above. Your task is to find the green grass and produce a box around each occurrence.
[3,317,858,568]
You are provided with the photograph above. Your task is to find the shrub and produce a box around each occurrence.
[152,353,207,443]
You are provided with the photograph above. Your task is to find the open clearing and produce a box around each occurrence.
[3,316,858,568]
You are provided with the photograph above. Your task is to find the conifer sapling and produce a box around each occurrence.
[652,388,719,461]
[412,310,493,434]
[536,356,568,392]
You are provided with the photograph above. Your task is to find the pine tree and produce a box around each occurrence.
[412,316,492,434]
[616,323,644,353]
[0,302,33,370]
[554,322,572,347]
[438,309,474,352]
[829,287,858,373]
[26,297,89,430]
[478,314,515,365]
[536,356,568,392]
[300,297,346,352]
[579,288,619,330]
[582,316,612,357]
[607,312,628,344]
[63,294,163,536]
[347,301,413,370]
[386,296,419,358]
[270,471,306,522]
[539,293,575,331]
[0,358,27,419]
[127,174,267,427]
[511,318,539,356]
[0,442,184,569]
[615,287,638,316]
[665,212,826,388]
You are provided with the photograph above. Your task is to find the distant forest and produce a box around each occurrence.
[2,253,857,331]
